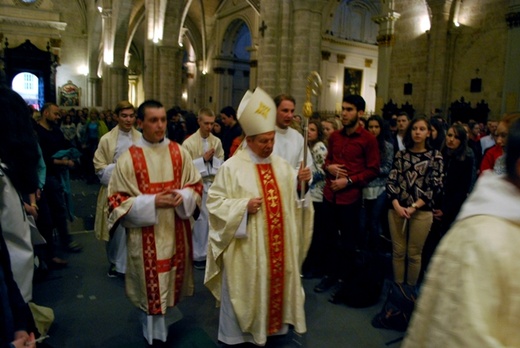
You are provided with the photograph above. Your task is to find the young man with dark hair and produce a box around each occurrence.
[220,106,242,159]
[166,106,185,144]
[107,99,203,346]
[393,111,410,153]
[314,94,380,304]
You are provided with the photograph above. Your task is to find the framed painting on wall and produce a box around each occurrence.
[343,68,363,98]
[60,80,80,106]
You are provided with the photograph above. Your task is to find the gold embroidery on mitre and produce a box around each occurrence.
[255,102,271,119]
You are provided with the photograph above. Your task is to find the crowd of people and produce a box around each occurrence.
[1,81,519,347]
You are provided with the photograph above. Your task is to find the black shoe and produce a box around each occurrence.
[328,281,347,304]
[193,260,206,270]
[107,264,119,278]
[314,276,336,293]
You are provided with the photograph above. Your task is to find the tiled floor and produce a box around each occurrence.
[32,180,404,348]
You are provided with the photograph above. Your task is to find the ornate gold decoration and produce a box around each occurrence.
[255,102,271,118]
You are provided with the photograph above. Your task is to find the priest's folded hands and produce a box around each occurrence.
[154,190,184,208]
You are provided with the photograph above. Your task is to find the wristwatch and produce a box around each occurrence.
[346,176,353,185]
[411,202,418,209]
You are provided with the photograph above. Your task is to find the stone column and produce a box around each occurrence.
[257,0,292,95]
[257,0,326,105]
[143,32,158,99]
[101,65,127,108]
[424,0,453,114]
[156,45,183,106]
[290,0,328,110]
[128,74,139,107]
[502,0,520,113]
[87,76,101,107]
[373,1,400,115]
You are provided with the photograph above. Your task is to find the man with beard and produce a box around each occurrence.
[36,103,82,255]
[314,95,380,304]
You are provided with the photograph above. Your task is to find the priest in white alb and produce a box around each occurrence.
[93,100,141,276]
[204,87,314,346]
[181,107,224,269]
[272,94,313,171]
[107,100,203,345]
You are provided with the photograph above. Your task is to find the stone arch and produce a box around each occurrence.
[183,16,203,70]
[220,19,251,58]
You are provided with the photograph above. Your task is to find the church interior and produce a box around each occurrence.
[1,0,518,121]
[2,1,520,347]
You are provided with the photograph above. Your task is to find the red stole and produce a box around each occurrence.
[129,142,190,314]
[256,163,285,334]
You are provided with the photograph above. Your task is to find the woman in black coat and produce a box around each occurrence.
[422,123,475,280]
[435,123,475,230]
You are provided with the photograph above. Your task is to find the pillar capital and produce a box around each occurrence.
[376,34,396,47]
[372,11,401,25]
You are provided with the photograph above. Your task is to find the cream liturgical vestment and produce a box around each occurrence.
[273,125,313,171]
[403,171,520,348]
[93,126,142,241]
[182,130,224,261]
[205,147,314,346]
[94,126,141,274]
[107,138,202,318]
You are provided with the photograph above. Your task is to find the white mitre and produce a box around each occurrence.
[237,87,276,136]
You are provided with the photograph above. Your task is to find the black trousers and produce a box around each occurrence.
[322,198,362,280]
[39,176,72,251]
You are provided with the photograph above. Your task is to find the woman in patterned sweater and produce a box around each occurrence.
[386,115,444,286]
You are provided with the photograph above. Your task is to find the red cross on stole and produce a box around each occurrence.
[128,142,198,314]
[256,163,285,335]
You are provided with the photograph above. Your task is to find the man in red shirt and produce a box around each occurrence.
[314,95,380,304]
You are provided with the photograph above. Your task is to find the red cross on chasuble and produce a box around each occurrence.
[256,163,285,335]
[129,142,193,314]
